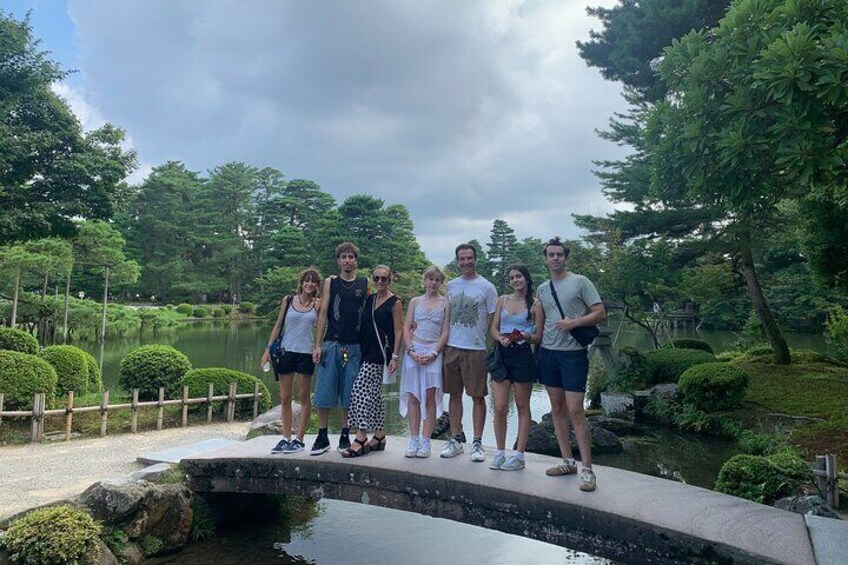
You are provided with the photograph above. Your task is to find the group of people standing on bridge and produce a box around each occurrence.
[259,237,605,492]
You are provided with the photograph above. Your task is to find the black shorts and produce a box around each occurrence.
[274,351,315,380]
[492,343,537,384]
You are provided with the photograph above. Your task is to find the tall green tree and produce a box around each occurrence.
[0,12,136,243]
[487,219,518,293]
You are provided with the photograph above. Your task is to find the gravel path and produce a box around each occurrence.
[0,422,249,520]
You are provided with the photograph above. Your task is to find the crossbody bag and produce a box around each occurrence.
[549,281,599,347]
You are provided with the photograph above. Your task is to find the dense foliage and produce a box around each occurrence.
[663,338,713,354]
[643,348,715,385]
[119,345,192,399]
[825,307,848,364]
[715,452,810,504]
[0,350,57,408]
[0,327,39,354]
[2,504,102,565]
[678,362,749,412]
[182,367,271,415]
[38,345,93,394]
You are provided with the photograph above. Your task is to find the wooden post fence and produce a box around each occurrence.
[0,383,264,443]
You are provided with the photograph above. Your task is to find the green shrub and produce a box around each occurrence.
[220,304,233,314]
[791,349,834,365]
[182,367,271,416]
[613,346,654,390]
[38,345,91,394]
[715,452,810,504]
[0,350,58,408]
[212,307,226,318]
[715,350,744,362]
[165,304,175,310]
[238,301,255,314]
[825,306,848,364]
[119,345,192,400]
[2,504,101,564]
[644,348,716,384]
[81,350,103,393]
[738,429,785,456]
[192,306,210,318]
[0,327,39,354]
[678,362,749,412]
[175,303,194,315]
[663,338,714,354]
[586,353,609,408]
[190,497,216,541]
[745,345,774,357]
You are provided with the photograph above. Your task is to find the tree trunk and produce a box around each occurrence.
[623,299,660,349]
[41,272,48,302]
[11,271,20,328]
[100,266,110,342]
[739,225,790,364]
[63,268,71,344]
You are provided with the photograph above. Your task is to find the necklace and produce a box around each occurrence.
[339,276,356,289]
[297,294,314,309]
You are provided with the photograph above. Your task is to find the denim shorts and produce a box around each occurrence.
[313,341,361,409]
[537,348,589,392]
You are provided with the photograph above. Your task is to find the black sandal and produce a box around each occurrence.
[369,434,387,452]
[341,438,370,458]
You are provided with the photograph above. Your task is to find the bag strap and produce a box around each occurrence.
[278,295,292,336]
[548,281,566,320]
[371,294,388,366]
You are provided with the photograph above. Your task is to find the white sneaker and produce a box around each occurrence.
[416,440,432,458]
[440,438,464,458]
[489,452,506,470]
[579,468,597,492]
[500,454,526,471]
[470,441,485,462]
[405,437,420,458]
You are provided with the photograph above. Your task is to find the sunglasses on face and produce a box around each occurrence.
[373,275,389,283]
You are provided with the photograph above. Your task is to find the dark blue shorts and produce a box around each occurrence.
[537,348,589,392]
[493,343,536,384]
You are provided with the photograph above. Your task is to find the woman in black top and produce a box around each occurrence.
[342,265,404,457]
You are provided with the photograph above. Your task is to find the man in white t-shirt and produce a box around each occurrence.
[440,243,498,462]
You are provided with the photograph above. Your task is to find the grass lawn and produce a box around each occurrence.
[738,359,848,466]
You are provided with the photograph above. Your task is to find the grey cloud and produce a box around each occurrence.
[67,0,626,264]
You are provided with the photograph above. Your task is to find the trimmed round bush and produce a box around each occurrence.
[663,338,714,354]
[182,367,271,416]
[220,304,233,314]
[237,301,255,314]
[0,327,39,354]
[715,452,810,504]
[165,304,175,310]
[175,303,194,315]
[38,345,91,394]
[192,306,210,318]
[119,345,192,400]
[3,504,101,564]
[678,362,749,411]
[0,350,58,408]
[81,350,103,392]
[212,307,226,318]
[715,350,744,363]
[644,348,716,384]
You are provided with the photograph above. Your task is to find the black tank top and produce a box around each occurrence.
[360,293,400,364]
[325,275,368,344]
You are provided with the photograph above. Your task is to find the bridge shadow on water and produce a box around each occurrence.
[182,435,817,565]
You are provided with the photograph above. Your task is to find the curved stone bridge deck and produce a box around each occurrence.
[182,434,823,564]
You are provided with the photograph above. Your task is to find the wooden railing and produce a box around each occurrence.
[0,383,264,443]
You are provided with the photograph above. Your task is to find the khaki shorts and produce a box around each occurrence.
[442,346,488,397]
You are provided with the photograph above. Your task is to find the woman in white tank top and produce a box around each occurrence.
[400,266,451,458]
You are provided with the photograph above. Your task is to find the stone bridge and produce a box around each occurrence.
[180,435,843,564]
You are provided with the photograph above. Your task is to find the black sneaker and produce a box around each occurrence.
[271,438,290,454]
[310,435,330,456]
[337,433,351,453]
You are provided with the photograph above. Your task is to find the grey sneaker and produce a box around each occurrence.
[579,468,597,492]
[470,441,485,462]
[440,438,464,458]
[489,452,506,470]
[283,438,304,454]
[416,440,432,458]
[500,454,526,471]
[271,438,290,454]
[405,437,420,458]
[546,459,578,476]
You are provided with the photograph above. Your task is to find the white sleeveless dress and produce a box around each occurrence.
[399,297,445,421]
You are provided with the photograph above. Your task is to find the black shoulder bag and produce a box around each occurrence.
[549,282,599,347]
[269,296,293,366]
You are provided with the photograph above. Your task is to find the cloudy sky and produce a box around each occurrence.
[8,0,628,265]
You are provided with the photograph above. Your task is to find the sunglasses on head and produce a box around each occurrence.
[373,275,389,283]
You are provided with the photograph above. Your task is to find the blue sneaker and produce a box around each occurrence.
[271,438,290,454]
[500,454,526,471]
[283,438,305,454]
[489,452,506,470]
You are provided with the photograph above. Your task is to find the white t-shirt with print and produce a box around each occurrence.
[446,275,498,351]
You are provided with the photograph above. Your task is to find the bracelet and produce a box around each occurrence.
[391,353,399,359]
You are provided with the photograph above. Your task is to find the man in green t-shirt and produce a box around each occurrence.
[536,237,606,492]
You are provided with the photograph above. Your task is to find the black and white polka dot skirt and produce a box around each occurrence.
[348,362,385,432]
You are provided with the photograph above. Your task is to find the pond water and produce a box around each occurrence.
[71,322,820,563]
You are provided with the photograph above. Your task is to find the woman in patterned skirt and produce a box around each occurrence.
[342,265,404,457]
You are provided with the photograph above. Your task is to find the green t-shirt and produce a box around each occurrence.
[537,273,602,351]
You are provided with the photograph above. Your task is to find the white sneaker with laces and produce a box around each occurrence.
[500,454,526,471]
[416,440,432,458]
[579,468,597,492]
[440,438,464,458]
[405,437,420,458]
[470,441,485,462]
[489,452,506,470]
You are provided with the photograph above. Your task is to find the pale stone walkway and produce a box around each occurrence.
[0,422,249,520]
